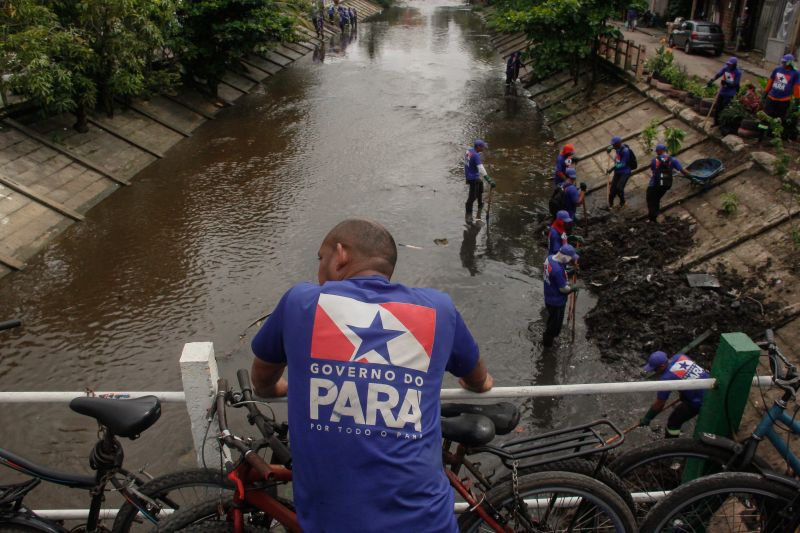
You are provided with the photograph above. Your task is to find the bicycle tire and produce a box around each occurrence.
[639,471,800,533]
[112,468,234,532]
[163,520,270,533]
[516,458,636,513]
[609,437,767,519]
[458,470,637,532]
[0,524,56,533]
[155,496,294,532]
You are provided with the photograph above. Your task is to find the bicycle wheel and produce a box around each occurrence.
[458,470,637,532]
[112,468,234,532]
[639,472,799,533]
[154,496,294,532]
[517,458,636,513]
[610,438,766,520]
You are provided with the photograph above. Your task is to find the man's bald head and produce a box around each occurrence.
[317,219,398,282]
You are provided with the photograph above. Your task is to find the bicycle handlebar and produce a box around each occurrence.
[0,319,21,332]
[762,329,799,396]
[215,377,292,475]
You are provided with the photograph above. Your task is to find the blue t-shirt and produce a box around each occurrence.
[767,66,799,100]
[648,155,683,187]
[553,153,574,188]
[464,148,482,181]
[613,146,632,176]
[543,255,568,306]
[252,276,478,533]
[715,66,741,97]
[656,354,709,408]
[548,226,567,255]
[563,183,581,220]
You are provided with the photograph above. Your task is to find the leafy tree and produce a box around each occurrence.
[1,0,96,129]
[489,0,630,90]
[173,0,296,96]
[50,0,180,121]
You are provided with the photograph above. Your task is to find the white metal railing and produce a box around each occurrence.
[0,377,775,403]
[0,341,774,522]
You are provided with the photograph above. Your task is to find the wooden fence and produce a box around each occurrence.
[598,35,647,80]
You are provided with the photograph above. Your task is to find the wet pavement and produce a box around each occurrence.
[0,0,655,507]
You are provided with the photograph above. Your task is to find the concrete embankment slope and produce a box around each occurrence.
[486,24,800,466]
[0,0,382,281]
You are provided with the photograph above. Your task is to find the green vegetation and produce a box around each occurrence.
[488,0,638,86]
[641,118,661,154]
[720,192,739,215]
[174,0,296,96]
[1,0,300,130]
[663,126,686,154]
[645,46,675,79]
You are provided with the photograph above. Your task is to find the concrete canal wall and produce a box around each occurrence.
[485,21,800,467]
[0,0,383,281]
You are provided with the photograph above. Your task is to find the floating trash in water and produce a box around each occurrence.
[398,243,423,250]
[433,238,449,246]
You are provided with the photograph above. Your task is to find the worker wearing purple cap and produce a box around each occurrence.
[542,244,580,347]
[606,135,634,209]
[707,57,741,126]
[464,139,494,222]
[562,168,586,221]
[548,210,572,255]
[647,144,689,222]
[764,54,799,139]
[640,351,709,438]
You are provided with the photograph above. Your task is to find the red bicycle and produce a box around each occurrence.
[158,373,636,532]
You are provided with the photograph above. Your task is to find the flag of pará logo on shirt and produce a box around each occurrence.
[310,293,436,373]
[669,355,704,380]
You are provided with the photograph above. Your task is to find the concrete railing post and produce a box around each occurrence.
[180,342,227,468]
[684,332,761,481]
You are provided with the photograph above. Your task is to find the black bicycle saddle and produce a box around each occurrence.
[69,395,161,439]
[441,413,496,447]
[441,402,520,435]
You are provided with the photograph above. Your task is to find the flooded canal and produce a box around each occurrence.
[0,0,649,507]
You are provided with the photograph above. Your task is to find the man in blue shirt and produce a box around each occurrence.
[646,144,689,222]
[606,136,633,209]
[251,218,494,533]
[764,54,800,140]
[328,3,335,23]
[640,351,709,438]
[553,144,575,189]
[562,168,586,221]
[548,210,572,255]
[542,244,580,347]
[464,139,493,223]
[707,57,741,126]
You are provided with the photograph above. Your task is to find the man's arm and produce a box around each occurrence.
[673,158,689,177]
[640,397,667,425]
[458,358,494,393]
[251,358,289,397]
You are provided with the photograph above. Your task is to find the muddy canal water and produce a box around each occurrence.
[0,0,650,506]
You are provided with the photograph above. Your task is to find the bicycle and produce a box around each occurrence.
[0,321,287,532]
[158,374,637,532]
[611,328,800,525]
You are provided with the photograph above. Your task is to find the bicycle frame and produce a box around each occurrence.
[444,443,509,533]
[751,400,800,475]
[0,439,158,531]
[225,460,299,532]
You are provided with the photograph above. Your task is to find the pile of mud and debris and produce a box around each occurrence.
[580,215,780,367]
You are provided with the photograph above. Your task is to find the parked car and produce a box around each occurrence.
[668,20,724,56]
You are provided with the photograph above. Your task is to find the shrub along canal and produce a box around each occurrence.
[0,0,654,508]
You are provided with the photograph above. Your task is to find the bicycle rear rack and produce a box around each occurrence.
[470,419,624,469]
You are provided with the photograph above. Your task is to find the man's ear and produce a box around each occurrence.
[334,242,350,277]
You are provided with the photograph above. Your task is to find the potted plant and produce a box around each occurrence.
[719,98,745,136]
[646,46,675,85]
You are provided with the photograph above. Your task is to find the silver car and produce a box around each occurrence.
[668,20,724,56]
